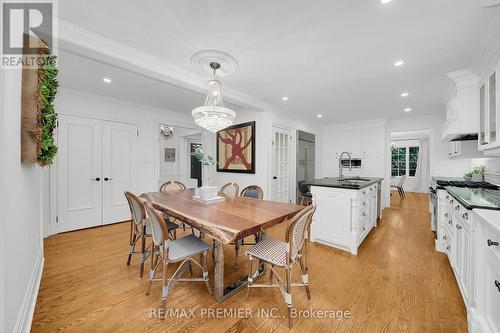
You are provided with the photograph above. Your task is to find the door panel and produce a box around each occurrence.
[58,115,102,232]
[271,126,291,203]
[102,121,138,224]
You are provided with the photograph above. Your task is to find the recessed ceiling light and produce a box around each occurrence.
[401,92,409,97]
[381,0,392,3]
[282,96,288,101]
[103,77,112,83]
[404,107,412,112]
[394,60,404,67]
[316,114,323,118]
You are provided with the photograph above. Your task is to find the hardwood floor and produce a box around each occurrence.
[32,193,467,332]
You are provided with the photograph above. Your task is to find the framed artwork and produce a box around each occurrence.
[216,121,255,173]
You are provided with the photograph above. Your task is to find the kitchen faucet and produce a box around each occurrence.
[338,151,352,180]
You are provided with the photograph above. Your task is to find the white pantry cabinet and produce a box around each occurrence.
[478,63,500,154]
[310,182,380,255]
[448,140,481,159]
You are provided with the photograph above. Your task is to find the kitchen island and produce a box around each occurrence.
[305,177,383,255]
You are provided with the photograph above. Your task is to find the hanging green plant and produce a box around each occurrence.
[32,47,59,166]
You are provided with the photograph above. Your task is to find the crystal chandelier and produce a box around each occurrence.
[192,62,235,133]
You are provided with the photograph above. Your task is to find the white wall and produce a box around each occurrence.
[210,109,319,201]
[389,114,471,180]
[1,69,44,332]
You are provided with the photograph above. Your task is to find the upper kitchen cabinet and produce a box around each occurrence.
[363,127,385,156]
[442,70,479,142]
[478,63,500,154]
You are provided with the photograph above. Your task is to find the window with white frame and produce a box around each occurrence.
[391,146,419,177]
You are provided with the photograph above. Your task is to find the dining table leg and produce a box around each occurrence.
[213,232,267,303]
[214,239,225,302]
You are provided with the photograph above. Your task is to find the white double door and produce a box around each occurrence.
[57,115,138,232]
[271,125,291,203]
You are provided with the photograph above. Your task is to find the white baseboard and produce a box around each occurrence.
[13,243,44,333]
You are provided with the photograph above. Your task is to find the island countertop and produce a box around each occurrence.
[305,177,384,190]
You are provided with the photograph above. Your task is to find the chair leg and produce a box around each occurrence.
[127,233,137,265]
[160,260,169,320]
[398,187,403,199]
[146,249,160,296]
[245,256,254,302]
[269,264,274,283]
[189,261,193,277]
[139,228,147,278]
[300,256,311,300]
[286,264,293,328]
[201,251,212,295]
[173,228,177,240]
[211,239,216,259]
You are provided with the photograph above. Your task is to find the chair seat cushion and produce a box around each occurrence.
[166,235,209,261]
[245,238,287,267]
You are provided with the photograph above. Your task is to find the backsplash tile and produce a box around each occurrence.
[471,158,500,185]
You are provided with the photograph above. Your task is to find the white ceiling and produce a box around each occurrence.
[57,50,244,114]
[59,0,500,124]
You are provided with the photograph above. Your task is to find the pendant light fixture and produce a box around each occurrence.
[192,61,236,133]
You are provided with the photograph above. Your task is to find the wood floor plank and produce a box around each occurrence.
[32,193,467,332]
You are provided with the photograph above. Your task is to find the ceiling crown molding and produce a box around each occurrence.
[57,20,276,113]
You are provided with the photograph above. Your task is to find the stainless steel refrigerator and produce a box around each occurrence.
[296,130,315,204]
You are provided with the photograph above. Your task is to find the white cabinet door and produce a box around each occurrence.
[363,156,384,177]
[363,128,385,156]
[347,131,363,156]
[459,224,471,305]
[102,121,139,224]
[57,115,102,232]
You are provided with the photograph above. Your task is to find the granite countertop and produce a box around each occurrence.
[305,177,384,190]
[445,186,500,211]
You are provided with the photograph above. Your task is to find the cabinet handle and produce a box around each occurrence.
[450,199,454,204]
[444,213,449,218]
[363,227,366,231]
[91,177,100,181]
[362,212,367,217]
[104,177,113,181]
[455,205,460,211]
[362,202,367,206]
[443,235,447,240]
[456,224,462,230]
[462,213,468,220]
[487,239,499,247]
[363,191,366,195]
[446,195,449,200]
[495,280,500,292]
[448,220,453,225]
[447,245,451,250]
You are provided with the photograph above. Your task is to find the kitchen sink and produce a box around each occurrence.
[340,178,371,183]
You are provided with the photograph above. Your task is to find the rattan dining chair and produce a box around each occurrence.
[245,204,316,328]
[143,200,211,316]
[125,191,178,277]
[220,182,240,197]
[159,180,189,231]
[240,185,264,199]
[232,185,264,267]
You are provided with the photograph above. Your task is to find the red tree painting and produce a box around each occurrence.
[216,121,255,173]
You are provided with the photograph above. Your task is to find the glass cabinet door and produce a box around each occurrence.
[489,72,496,143]
[479,84,487,145]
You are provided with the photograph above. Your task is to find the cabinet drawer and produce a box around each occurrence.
[484,252,500,332]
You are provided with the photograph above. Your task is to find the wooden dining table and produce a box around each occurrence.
[140,189,304,303]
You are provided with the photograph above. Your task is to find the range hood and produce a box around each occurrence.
[450,133,478,141]
[441,70,479,142]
